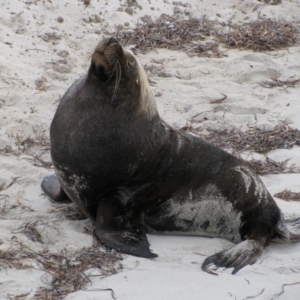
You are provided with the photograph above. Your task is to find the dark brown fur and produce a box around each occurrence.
[42,38,300,274]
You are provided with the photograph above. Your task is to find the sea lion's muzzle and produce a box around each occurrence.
[107,37,118,45]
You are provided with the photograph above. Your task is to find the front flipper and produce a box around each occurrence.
[202,240,263,275]
[95,227,158,258]
[94,199,158,258]
[41,174,72,204]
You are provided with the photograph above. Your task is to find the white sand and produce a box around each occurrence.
[1,0,300,299]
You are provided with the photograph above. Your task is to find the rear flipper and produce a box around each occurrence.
[94,198,158,258]
[202,240,263,275]
[41,174,72,204]
[275,217,300,242]
[285,217,300,225]
[286,217,300,240]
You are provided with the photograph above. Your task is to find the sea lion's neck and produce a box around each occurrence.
[86,65,159,119]
[137,89,158,120]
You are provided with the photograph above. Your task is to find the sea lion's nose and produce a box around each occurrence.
[108,37,118,45]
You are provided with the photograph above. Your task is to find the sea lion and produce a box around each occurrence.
[42,37,300,274]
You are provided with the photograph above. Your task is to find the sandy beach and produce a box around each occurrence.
[1,0,300,299]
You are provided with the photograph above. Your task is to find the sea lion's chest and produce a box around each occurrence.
[50,83,166,192]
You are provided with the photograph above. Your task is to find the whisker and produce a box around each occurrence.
[111,61,121,101]
[105,60,117,84]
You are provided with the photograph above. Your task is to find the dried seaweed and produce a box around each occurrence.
[116,14,223,57]
[219,18,298,51]
[0,177,18,191]
[143,63,172,78]
[243,288,265,300]
[2,242,123,299]
[11,221,44,244]
[0,127,50,156]
[0,198,10,213]
[48,205,87,221]
[35,76,49,91]
[259,78,300,88]
[210,93,227,104]
[33,155,53,169]
[258,0,282,5]
[115,14,299,55]
[183,124,300,154]
[0,184,34,215]
[274,189,300,201]
[271,281,300,299]
[247,157,299,175]
[8,291,31,300]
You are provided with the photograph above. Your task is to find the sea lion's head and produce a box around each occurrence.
[89,37,157,116]
[91,37,138,82]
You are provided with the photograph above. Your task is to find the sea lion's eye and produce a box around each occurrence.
[127,58,135,69]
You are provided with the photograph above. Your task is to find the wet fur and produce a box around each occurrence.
[45,38,300,274]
